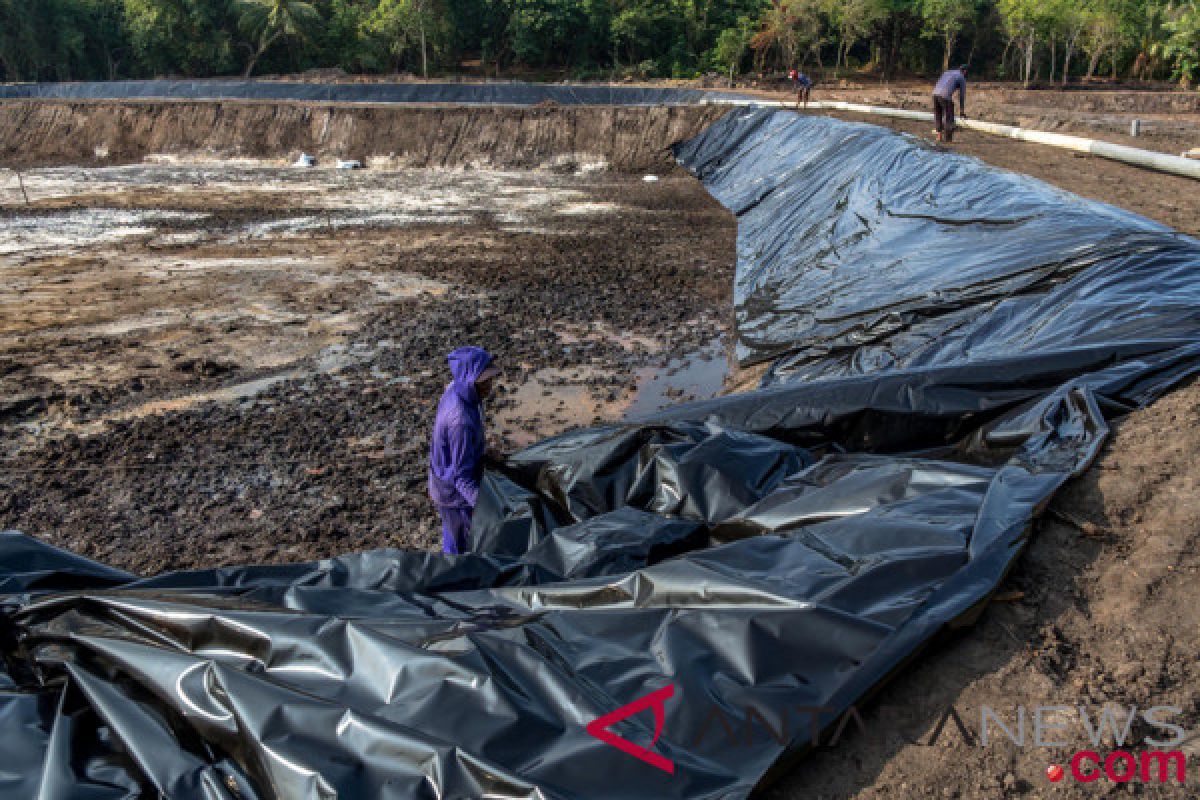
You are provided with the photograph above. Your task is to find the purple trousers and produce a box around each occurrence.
[439,507,472,554]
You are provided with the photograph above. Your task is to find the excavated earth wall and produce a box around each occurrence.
[0,99,729,171]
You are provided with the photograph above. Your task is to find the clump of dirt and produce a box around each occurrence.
[765,379,1200,798]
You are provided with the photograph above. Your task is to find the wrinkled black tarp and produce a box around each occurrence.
[3,109,1200,799]
[0,80,748,106]
[674,109,1200,384]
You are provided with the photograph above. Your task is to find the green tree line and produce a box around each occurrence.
[1,0,1197,86]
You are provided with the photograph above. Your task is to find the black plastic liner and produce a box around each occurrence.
[3,109,1200,799]
[674,109,1200,384]
[0,80,745,106]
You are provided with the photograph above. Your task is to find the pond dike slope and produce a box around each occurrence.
[0,81,735,170]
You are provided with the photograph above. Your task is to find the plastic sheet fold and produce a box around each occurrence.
[3,109,1200,799]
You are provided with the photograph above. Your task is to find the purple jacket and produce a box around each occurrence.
[428,347,493,510]
[933,69,966,111]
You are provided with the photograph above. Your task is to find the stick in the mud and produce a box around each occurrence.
[13,169,30,205]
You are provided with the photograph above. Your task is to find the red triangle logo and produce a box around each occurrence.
[585,684,676,774]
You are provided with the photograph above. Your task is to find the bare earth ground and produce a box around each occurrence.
[0,165,736,572]
[2,100,1200,799]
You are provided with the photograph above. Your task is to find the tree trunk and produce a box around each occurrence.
[244,31,280,78]
[1048,39,1056,83]
[942,31,955,71]
[420,24,428,78]
[1023,34,1034,87]
[1085,49,1101,82]
[1062,43,1073,85]
[885,18,897,80]
[244,50,261,78]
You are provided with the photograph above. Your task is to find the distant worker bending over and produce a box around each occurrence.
[428,346,500,554]
[789,68,812,109]
[932,65,968,143]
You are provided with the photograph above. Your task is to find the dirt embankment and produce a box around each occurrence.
[0,100,727,171]
[767,378,1200,799]
[751,84,1200,156]
[820,85,1200,115]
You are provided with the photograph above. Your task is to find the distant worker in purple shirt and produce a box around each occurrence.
[428,346,500,554]
[932,65,968,143]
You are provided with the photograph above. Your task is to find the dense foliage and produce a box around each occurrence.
[1,0,1197,86]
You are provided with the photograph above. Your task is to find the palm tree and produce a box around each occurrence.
[238,0,320,78]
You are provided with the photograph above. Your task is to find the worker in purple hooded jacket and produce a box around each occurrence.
[428,346,500,554]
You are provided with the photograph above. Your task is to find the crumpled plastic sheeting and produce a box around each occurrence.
[674,109,1200,385]
[0,80,747,107]
[3,110,1200,799]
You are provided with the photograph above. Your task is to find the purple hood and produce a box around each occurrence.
[428,347,494,510]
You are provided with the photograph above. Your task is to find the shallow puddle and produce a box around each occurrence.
[492,366,614,447]
[624,339,729,418]
[492,339,729,448]
[0,209,207,259]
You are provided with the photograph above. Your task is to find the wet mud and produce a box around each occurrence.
[0,164,736,573]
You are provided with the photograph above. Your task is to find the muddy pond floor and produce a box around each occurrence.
[0,163,735,571]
